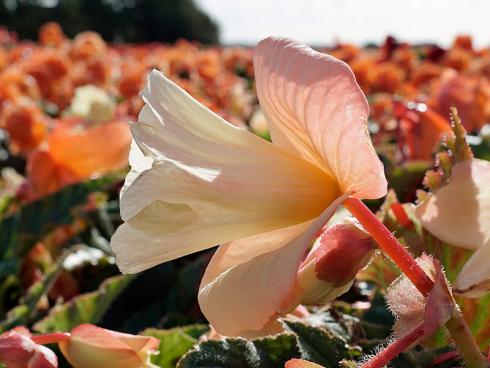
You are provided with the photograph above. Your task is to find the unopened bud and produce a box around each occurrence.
[296,219,375,305]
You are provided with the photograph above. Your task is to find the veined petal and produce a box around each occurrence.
[254,37,387,199]
[454,240,490,297]
[112,71,340,273]
[415,159,490,250]
[198,195,347,337]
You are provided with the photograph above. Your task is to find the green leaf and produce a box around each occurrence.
[0,175,120,258]
[0,257,63,331]
[177,333,300,368]
[142,325,209,368]
[33,274,135,333]
[283,320,358,367]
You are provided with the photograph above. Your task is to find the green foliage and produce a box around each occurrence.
[0,0,219,43]
[142,325,209,368]
[0,176,118,259]
[0,260,61,331]
[283,320,360,367]
[33,274,134,332]
[178,333,300,368]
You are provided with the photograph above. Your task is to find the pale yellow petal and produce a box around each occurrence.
[198,196,346,336]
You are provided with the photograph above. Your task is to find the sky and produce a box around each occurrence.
[195,0,490,47]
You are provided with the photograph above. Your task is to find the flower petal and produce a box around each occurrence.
[112,71,339,273]
[454,240,490,297]
[59,324,143,368]
[415,159,490,250]
[48,119,131,178]
[254,37,387,199]
[285,359,325,368]
[198,195,346,336]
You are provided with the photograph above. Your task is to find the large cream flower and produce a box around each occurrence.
[110,37,387,336]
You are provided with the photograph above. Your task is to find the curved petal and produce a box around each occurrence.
[58,325,143,368]
[285,359,325,368]
[254,37,387,199]
[120,140,153,199]
[415,159,490,250]
[454,240,490,297]
[198,195,346,336]
[112,71,339,274]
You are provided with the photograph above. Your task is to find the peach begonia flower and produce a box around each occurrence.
[0,327,58,368]
[58,324,159,368]
[110,37,387,336]
[416,159,490,297]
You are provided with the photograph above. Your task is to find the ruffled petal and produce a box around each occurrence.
[254,37,387,199]
[198,195,346,336]
[454,240,490,297]
[416,159,490,250]
[112,71,339,273]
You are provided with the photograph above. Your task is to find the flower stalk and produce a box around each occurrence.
[31,332,70,345]
[360,324,425,368]
[344,197,486,368]
[343,198,433,295]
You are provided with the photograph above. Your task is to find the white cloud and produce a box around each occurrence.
[196,0,490,47]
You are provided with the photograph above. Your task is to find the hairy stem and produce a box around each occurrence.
[360,324,425,368]
[344,197,486,368]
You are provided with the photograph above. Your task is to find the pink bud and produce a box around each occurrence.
[0,329,58,368]
[58,324,159,368]
[297,219,375,305]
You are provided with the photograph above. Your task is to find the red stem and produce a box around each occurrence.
[360,324,425,368]
[31,332,70,345]
[343,197,434,296]
[430,350,460,366]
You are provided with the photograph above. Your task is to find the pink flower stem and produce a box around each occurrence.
[343,197,433,295]
[430,350,460,366]
[344,197,486,368]
[360,324,425,368]
[31,332,70,345]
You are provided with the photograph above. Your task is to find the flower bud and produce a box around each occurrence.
[58,324,159,368]
[0,327,57,368]
[296,218,375,305]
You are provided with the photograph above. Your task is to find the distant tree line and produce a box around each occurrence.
[0,0,220,43]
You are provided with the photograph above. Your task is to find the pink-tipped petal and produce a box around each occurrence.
[285,359,325,368]
[416,159,490,250]
[58,324,145,368]
[198,195,347,337]
[454,240,490,297]
[254,37,387,199]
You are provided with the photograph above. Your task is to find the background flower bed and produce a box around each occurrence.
[0,23,489,367]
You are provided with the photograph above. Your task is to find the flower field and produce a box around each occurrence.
[0,23,489,368]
